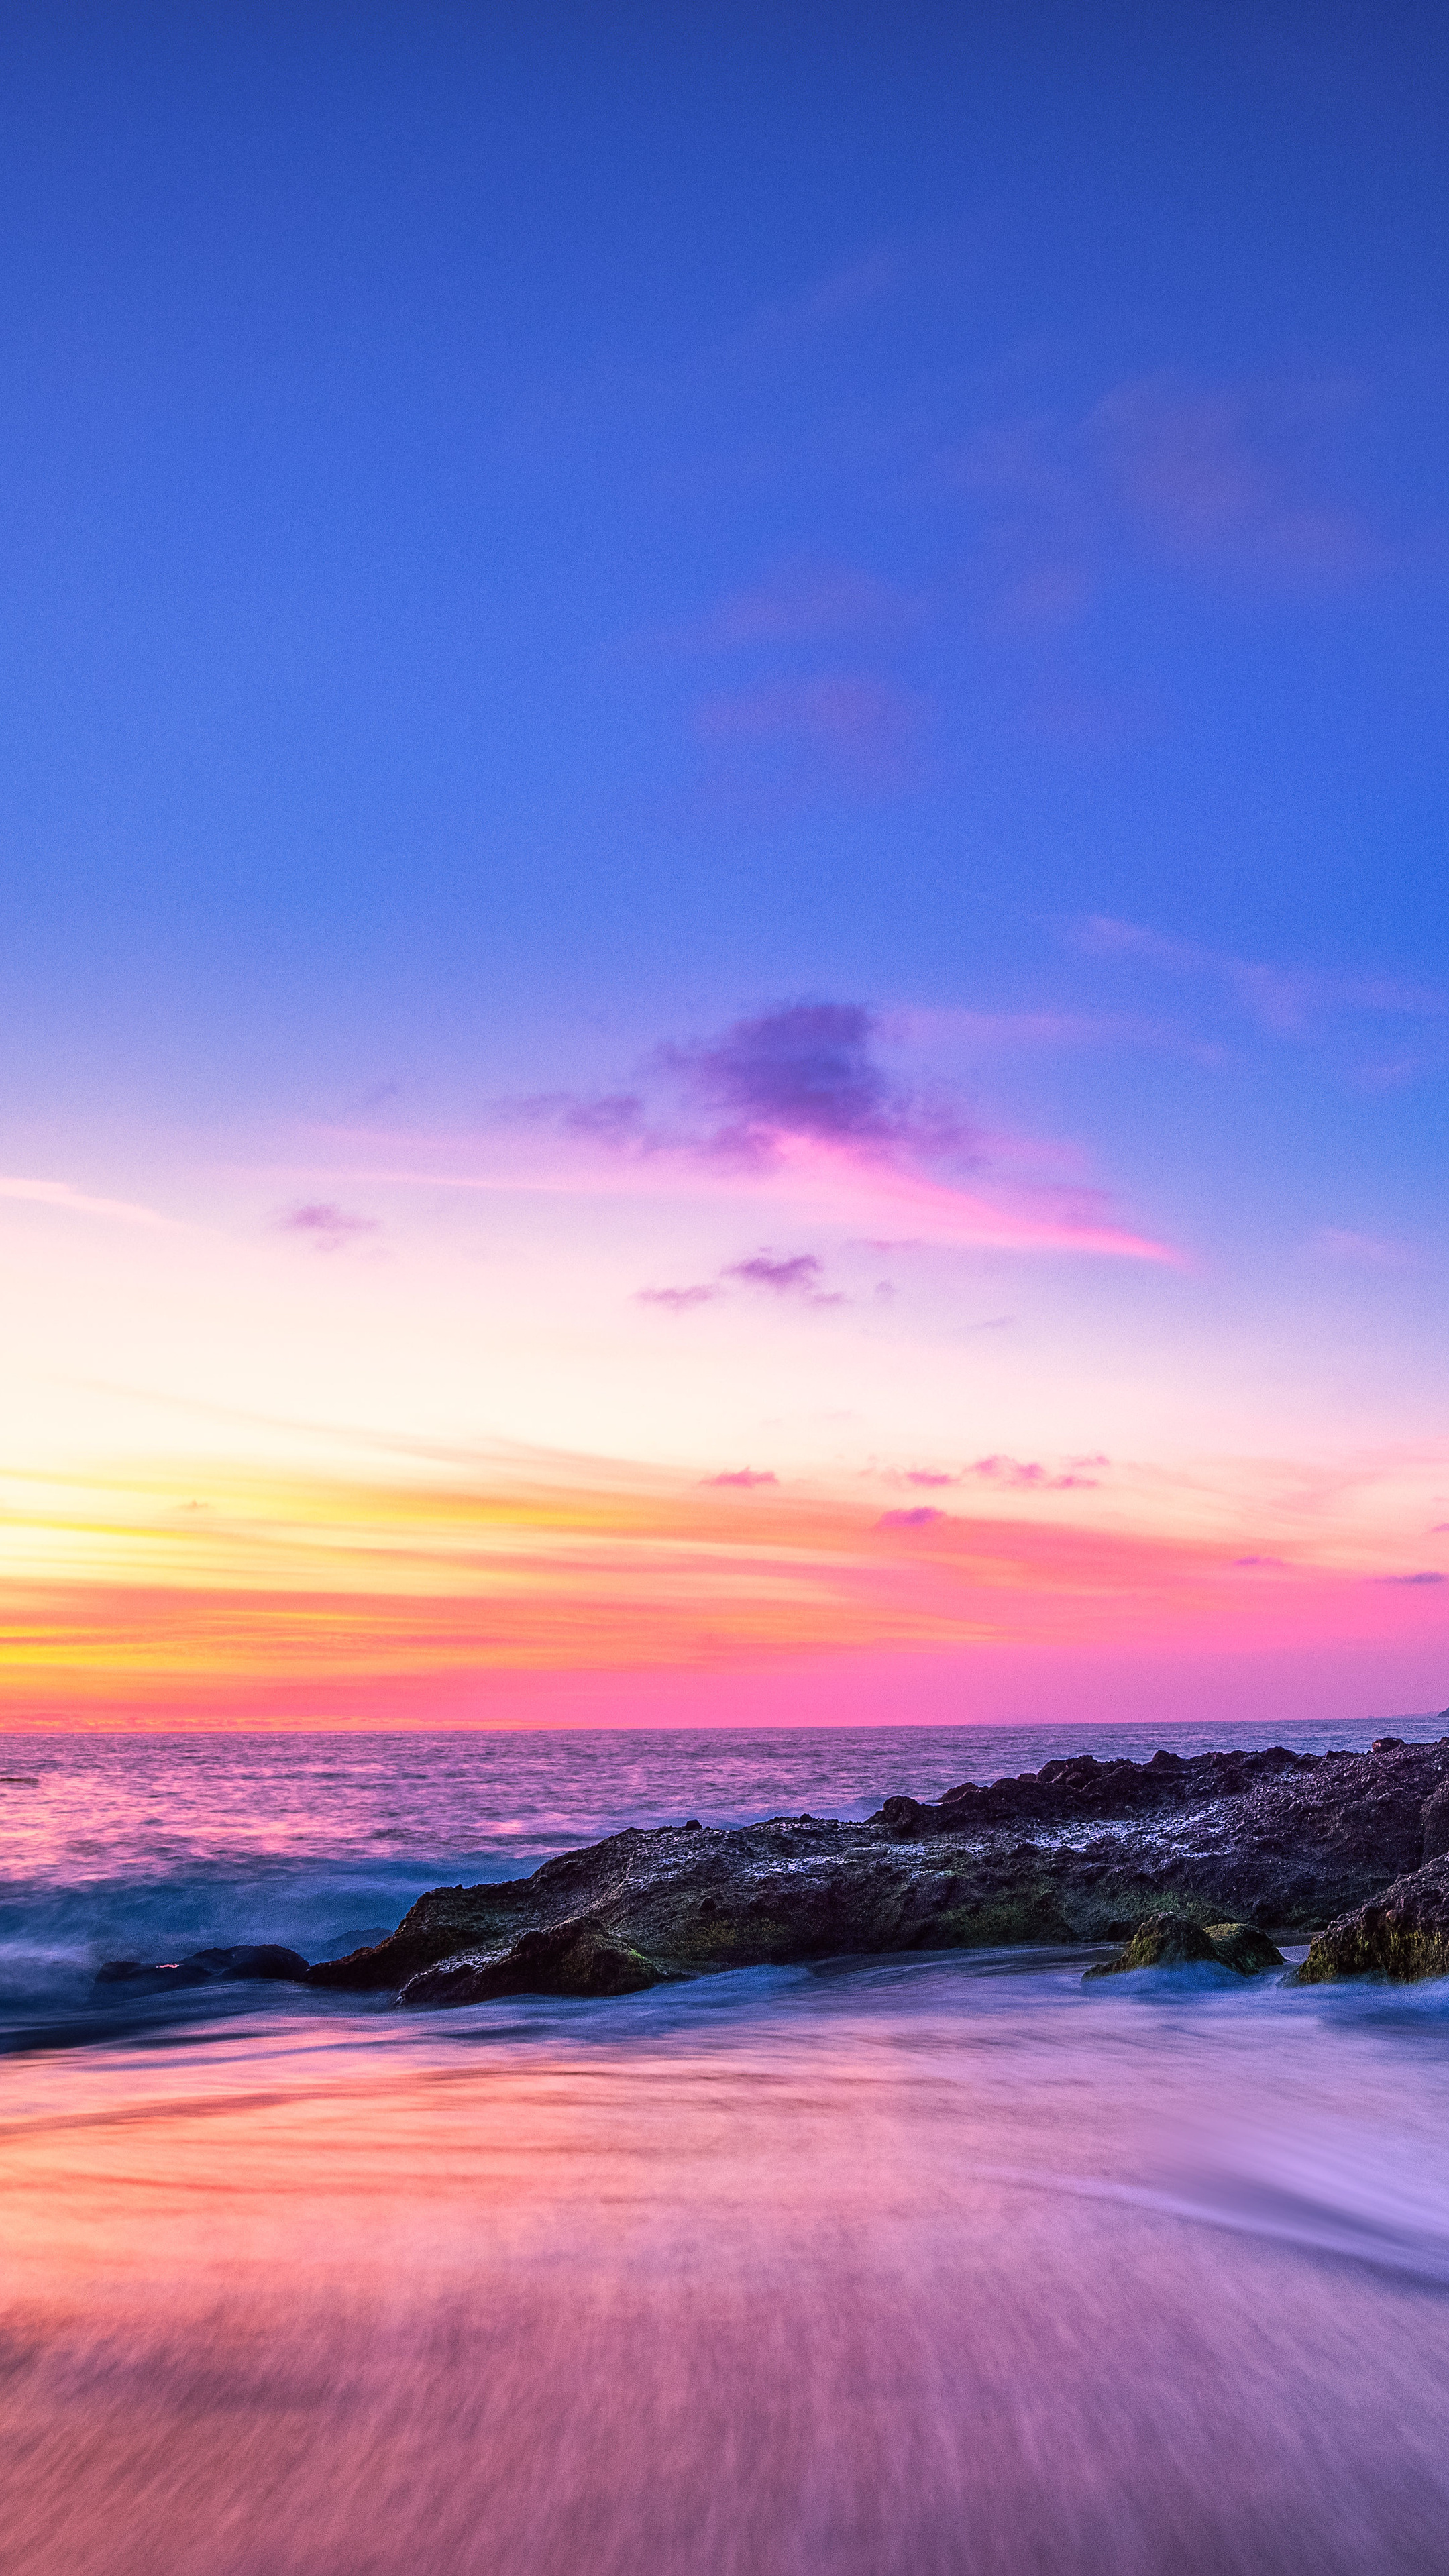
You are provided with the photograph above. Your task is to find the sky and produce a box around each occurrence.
[4,3,1449,1729]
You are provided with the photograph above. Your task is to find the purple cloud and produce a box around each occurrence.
[905,1469,956,1488]
[725,1252,823,1293]
[277,1202,380,1250]
[498,1001,1172,1267]
[704,1469,779,1489]
[967,1454,1098,1492]
[521,1002,976,1183]
[661,1002,975,1169]
[723,1250,846,1307]
[1232,1556,1287,1569]
[636,1284,721,1311]
[1374,1571,1446,1587]
[877,1507,947,1530]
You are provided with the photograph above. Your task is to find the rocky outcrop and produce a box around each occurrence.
[301,1734,1449,2006]
[1293,1856,1449,1985]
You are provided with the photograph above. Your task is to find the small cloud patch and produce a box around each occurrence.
[637,1285,720,1311]
[724,1250,844,1306]
[877,1506,947,1529]
[727,1252,824,1293]
[967,1454,1099,1491]
[704,1470,778,1489]
[1374,1570,1446,1587]
[277,1202,380,1251]
[1232,1556,1286,1569]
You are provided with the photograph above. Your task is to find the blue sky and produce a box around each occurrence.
[5,4,1447,1116]
[4,7,1449,1727]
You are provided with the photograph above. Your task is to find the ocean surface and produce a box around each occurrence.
[4,1719,1449,2573]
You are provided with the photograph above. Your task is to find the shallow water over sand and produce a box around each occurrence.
[6,1951,1449,2575]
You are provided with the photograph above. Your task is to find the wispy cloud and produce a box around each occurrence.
[703,1469,778,1489]
[1316,1229,1417,1269]
[0,1175,172,1227]
[877,1506,947,1530]
[636,1283,721,1311]
[967,1454,1102,1492]
[952,369,1392,629]
[1078,917,1442,1037]
[896,1453,1106,1494]
[724,1252,838,1301]
[1089,375,1387,584]
[277,1202,380,1251]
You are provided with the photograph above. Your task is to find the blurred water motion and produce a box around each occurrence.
[5,1953,1449,2575]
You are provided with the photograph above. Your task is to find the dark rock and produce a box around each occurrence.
[1202,1921,1285,1975]
[1293,1856,1449,1984]
[95,1943,310,1994]
[1083,1914,1220,1977]
[299,1735,1449,2009]
[95,1959,215,1992]
[1421,1785,1449,1861]
[402,1917,665,2007]
[184,1945,311,1982]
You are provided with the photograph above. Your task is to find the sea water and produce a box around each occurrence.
[3,1721,1449,2573]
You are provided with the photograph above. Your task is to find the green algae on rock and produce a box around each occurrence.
[1083,1916,1285,1979]
[1077,1916,1279,1988]
[1083,1914,1220,1977]
[1293,1855,1449,1985]
[1202,1922,1285,1975]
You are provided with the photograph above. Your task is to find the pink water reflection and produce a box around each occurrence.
[5,1962,1449,2574]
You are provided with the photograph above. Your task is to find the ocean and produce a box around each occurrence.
[4,1719,1449,2573]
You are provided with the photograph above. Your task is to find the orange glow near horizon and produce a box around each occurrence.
[5,1446,1446,1727]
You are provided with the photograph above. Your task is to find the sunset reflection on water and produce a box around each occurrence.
[5,1955,1449,2575]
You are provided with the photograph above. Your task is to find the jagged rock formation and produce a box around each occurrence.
[302,1733,1449,2005]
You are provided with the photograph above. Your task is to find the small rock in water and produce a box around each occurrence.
[1083,1914,1219,1978]
[1083,1914,1283,1981]
[95,1943,309,1994]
